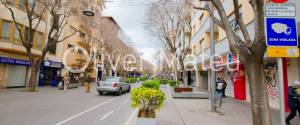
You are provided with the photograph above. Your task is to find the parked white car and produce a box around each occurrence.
[96,77,131,95]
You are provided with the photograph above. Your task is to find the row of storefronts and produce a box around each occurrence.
[0,55,65,88]
[0,56,30,88]
[190,51,300,110]
[0,55,107,88]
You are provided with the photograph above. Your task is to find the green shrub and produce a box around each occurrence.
[160,79,169,84]
[131,87,166,111]
[168,80,179,87]
[125,78,138,83]
[142,80,160,89]
[139,76,148,81]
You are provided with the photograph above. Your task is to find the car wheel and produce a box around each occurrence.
[118,88,122,95]
[98,91,104,95]
[127,86,131,92]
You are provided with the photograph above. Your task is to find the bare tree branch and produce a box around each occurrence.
[233,0,251,44]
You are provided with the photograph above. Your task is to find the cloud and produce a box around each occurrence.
[103,0,161,65]
[138,47,159,65]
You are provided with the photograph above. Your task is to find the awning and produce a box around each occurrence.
[0,56,30,66]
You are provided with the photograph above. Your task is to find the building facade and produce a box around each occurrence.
[0,0,48,88]
[190,0,300,109]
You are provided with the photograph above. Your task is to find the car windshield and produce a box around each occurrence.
[104,78,119,82]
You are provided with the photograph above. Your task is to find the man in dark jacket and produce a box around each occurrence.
[286,81,300,125]
[214,77,227,110]
[220,78,227,98]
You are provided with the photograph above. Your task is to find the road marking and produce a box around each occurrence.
[100,110,114,120]
[124,109,138,125]
[55,97,118,125]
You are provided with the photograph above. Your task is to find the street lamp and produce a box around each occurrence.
[83,6,95,17]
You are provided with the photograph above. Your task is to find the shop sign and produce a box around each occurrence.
[44,60,64,68]
[267,46,299,58]
[0,57,30,66]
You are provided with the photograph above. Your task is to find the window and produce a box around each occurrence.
[199,38,205,52]
[14,24,22,42]
[68,44,74,48]
[25,27,30,42]
[36,32,43,49]
[228,6,242,32]
[199,13,204,26]
[49,38,57,54]
[18,0,25,6]
[1,21,11,40]
[29,0,34,7]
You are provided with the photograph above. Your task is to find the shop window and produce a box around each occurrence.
[1,21,11,41]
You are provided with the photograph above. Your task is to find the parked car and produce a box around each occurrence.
[96,77,131,95]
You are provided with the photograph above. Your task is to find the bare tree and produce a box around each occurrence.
[0,0,78,91]
[145,0,191,84]
[186,0,270,125]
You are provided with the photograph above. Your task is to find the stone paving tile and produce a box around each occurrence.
[157,86,300,125]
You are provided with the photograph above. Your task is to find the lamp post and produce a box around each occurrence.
[209,3,216,112]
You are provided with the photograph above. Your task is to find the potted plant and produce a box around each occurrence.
[131,83,165,125]
[168,80,193,93]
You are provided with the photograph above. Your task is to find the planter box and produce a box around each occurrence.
[58,83,80,90]
[137,110,156,125]
[137,118,155,125]
[174,87,193,93]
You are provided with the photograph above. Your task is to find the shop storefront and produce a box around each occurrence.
[38,60,64,87]
[214,53,247,100]
[0,56,30,88]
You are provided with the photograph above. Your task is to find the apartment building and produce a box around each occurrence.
[0,0,58,88]
[190,0,300,109]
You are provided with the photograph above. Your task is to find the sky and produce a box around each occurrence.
[102,0,161,65]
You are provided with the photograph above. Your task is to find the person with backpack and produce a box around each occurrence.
[219,78,227,98]
[214,77,227,111]
[286,81,300,125]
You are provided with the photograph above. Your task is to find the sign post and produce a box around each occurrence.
[265,1,298,125]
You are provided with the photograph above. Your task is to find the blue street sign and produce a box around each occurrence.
[266,18,298,46]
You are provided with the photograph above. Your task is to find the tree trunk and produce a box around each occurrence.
[245,59,272,125]
[28,66,39,92]
[182,70,188,87]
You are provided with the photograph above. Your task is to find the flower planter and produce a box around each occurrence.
[58,83,80,90]
[137,110,155,125]
[174,87,193,93]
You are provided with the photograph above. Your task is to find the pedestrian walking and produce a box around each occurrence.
[286,80,300,125]
[219,78,227,98]
[214,77,227,111]
[85,74,92,93]
[63,73,70,93]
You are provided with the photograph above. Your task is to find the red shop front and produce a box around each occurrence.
[233,64,246,100]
